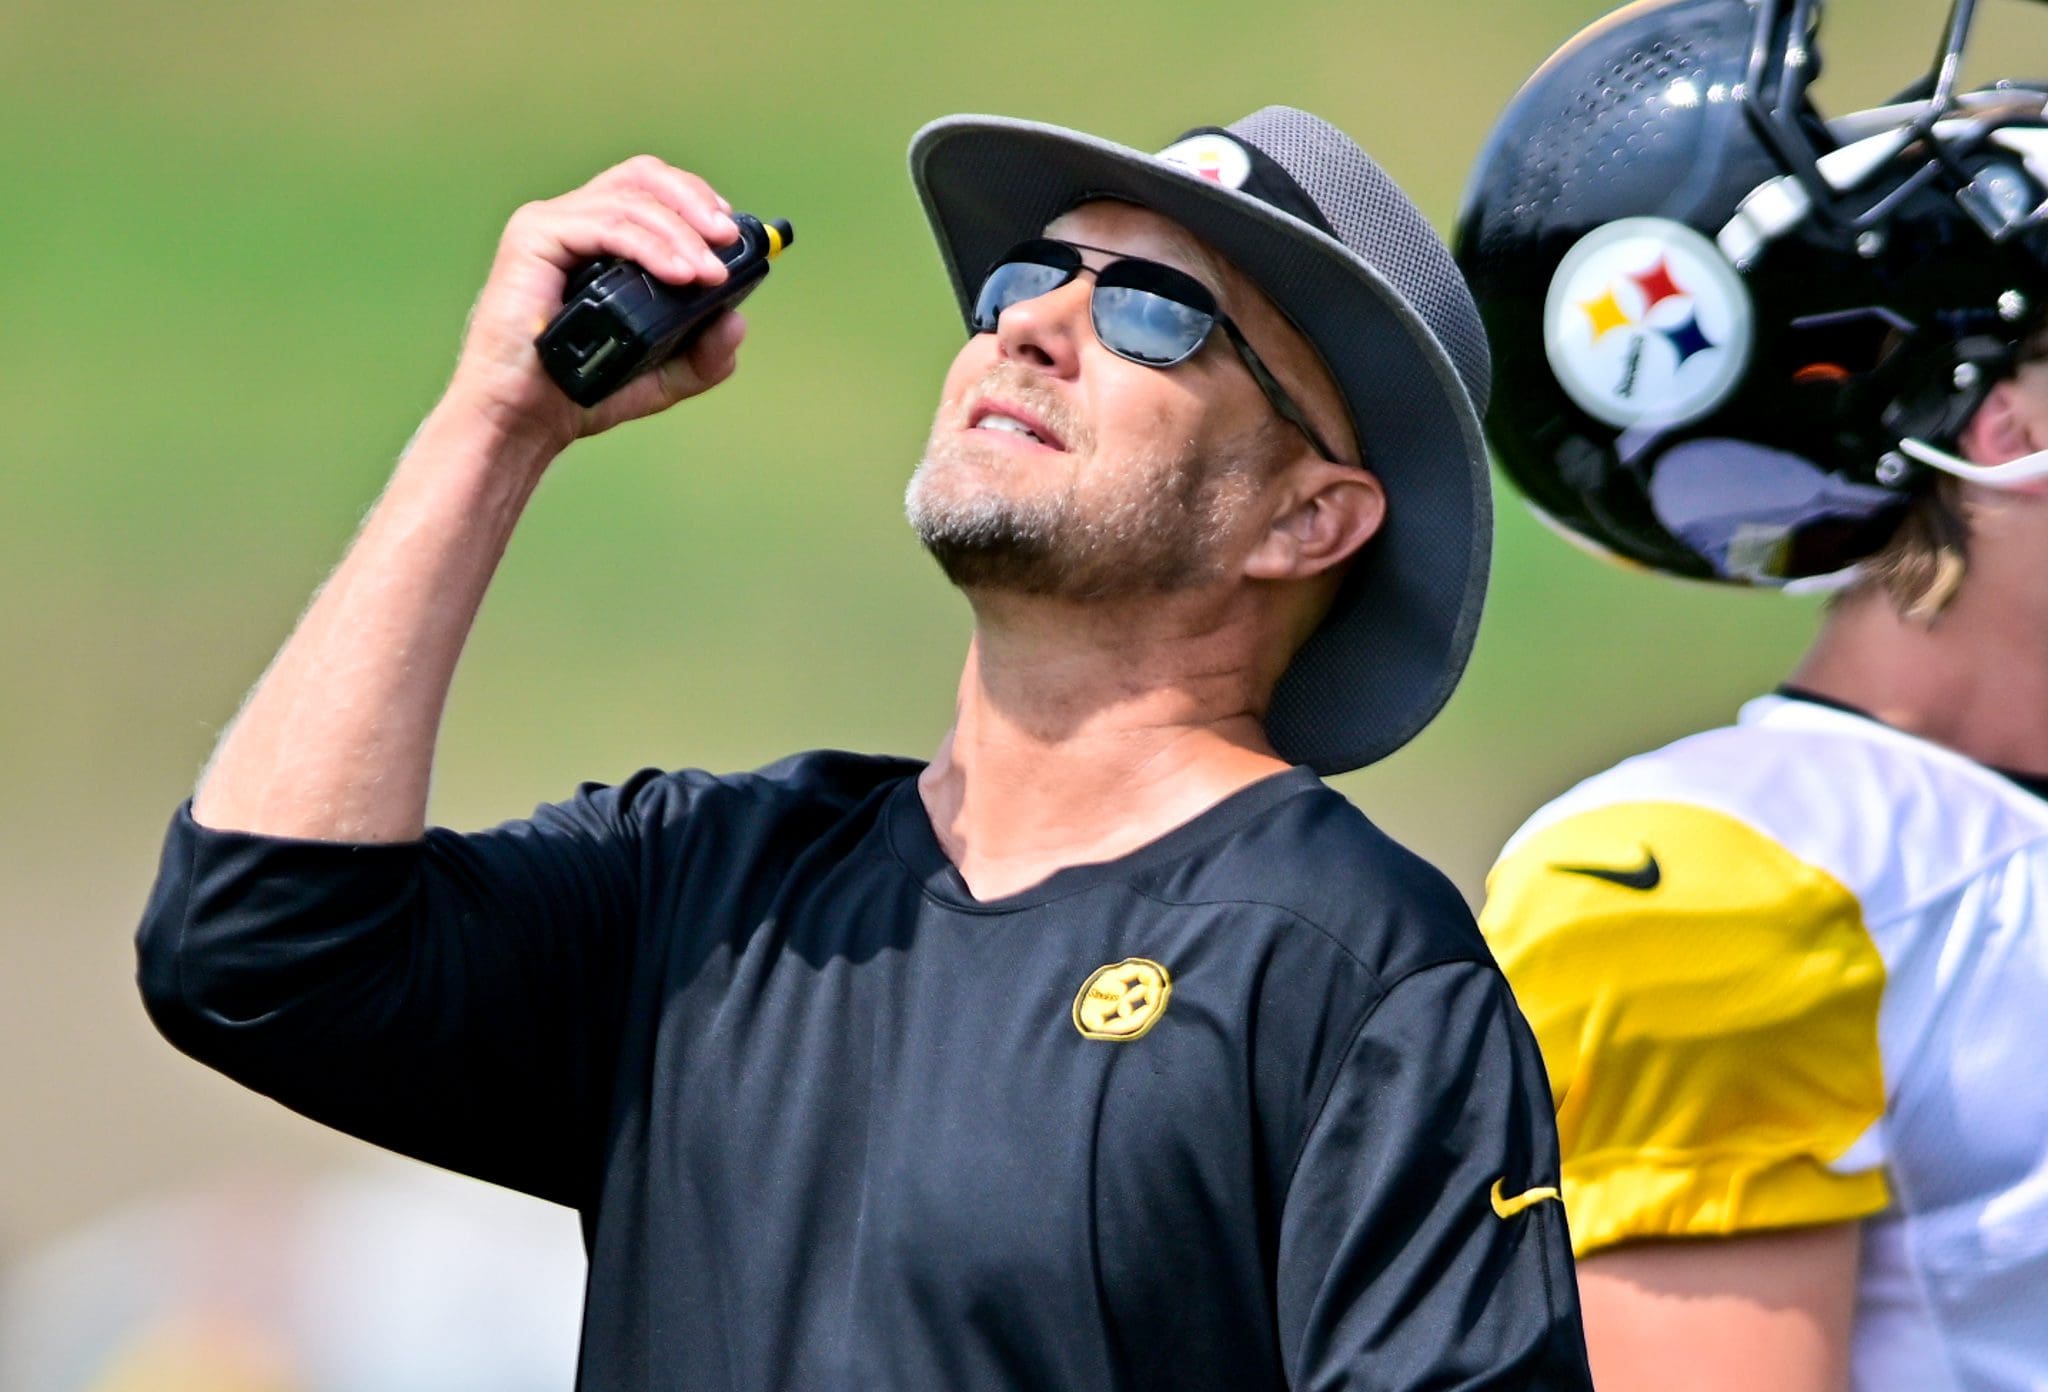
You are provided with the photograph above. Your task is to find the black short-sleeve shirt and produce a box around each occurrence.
[137,754,1590,1390]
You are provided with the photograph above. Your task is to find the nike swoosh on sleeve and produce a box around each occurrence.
[1490,1178,1563,1219]
[1549,852,1660,891]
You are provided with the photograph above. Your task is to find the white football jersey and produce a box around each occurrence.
[1483,694,2048,1390]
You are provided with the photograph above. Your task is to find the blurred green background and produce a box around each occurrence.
[4,0,2041,1263]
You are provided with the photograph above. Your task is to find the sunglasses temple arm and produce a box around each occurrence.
[1221,322,1345,465]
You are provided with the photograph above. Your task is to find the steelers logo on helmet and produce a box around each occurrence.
[1543,217,1754,431]
[1156,133,1254,190]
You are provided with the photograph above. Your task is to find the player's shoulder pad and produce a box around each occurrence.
[1500,696,2048,930]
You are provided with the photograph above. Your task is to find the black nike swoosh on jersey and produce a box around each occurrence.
[1550,852,1661,891]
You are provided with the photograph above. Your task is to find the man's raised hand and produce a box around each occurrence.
[444,155,751,451]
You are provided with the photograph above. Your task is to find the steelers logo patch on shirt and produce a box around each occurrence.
[1156,134,1253,189]
[1073,958,1173,1041]
[1543,216,1753,430]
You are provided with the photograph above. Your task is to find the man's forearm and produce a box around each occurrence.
[192,404,558,842]
[189,155,743,842]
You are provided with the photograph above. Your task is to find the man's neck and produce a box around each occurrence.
[918,599,1295,901]
[1788,544,2048,777]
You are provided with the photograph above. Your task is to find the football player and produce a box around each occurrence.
[1460,1,2048,1387]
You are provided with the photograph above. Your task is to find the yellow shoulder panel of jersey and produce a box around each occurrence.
[1482,800,1890,1257]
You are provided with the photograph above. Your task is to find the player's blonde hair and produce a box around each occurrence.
[1849,323,2048,621]
[1853,474,1970,623]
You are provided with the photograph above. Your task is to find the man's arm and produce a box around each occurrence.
[1578,1225,1860,1392]
[1277,960,1594,1390]
[195,155,746,842]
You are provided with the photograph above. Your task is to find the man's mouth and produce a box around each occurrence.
[967,401,1066,451]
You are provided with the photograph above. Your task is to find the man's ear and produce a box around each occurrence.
[1242,464,1387,582]
[1958,377,2045,466]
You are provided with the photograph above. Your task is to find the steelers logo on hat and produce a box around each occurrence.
[1156,133,1254,190]
[1543,216,1754,430]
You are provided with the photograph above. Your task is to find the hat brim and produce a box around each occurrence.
[909,115,1491,774]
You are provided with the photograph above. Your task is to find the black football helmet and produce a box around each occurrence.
[1457,0,2048,585]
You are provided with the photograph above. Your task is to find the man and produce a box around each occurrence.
[135,108,1592,1388]
[1458,2,2048,1388]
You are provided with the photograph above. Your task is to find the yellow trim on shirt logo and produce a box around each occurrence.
[1073,958,1172,1041]
[1491,1178,1562,1220]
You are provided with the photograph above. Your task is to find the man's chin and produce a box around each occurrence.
[905,504,1106,601]
[903,444,1217,602]
[910,519,1064,597]
[906,449,1060,566]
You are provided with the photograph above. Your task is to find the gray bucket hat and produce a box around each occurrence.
[909,107,1492,775]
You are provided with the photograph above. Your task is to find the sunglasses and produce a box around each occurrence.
[970,238,1344,464]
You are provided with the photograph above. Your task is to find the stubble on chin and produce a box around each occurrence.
[904,422,1069,594]
[905,403,1266,602]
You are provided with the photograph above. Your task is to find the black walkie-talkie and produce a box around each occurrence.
[536,213,792,407]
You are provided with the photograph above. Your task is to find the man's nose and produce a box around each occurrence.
[994,278,1090,376]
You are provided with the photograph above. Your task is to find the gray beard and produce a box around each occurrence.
[904,435,1257,602]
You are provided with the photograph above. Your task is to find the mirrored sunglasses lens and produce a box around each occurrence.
[971,260,1073,332]
[1092,285,1213,364]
